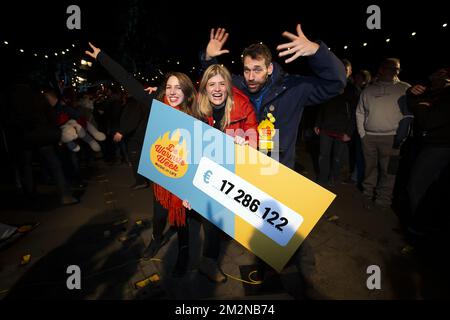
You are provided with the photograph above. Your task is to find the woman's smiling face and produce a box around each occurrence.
[165,75,185,107]
[206,74,227,106]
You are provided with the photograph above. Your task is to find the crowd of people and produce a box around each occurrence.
[1,23,449,290]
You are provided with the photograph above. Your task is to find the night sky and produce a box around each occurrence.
[1,0,448,85]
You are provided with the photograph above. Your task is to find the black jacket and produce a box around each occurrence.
[119,97,149,141]
[97,51,155,141]
[315,80,358,137]
[5,84,60,148]
[407,85,450,147]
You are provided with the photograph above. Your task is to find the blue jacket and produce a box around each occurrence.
[202,42,346,169]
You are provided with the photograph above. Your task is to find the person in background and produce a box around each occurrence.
[356,58,411,210]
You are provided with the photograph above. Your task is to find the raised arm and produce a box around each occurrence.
[276,24,347,106]
[85,42,153,107]
[200,28,230,71]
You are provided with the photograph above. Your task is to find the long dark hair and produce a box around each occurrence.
[156,72,201,119]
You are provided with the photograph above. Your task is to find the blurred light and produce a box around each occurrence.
[240,54,243,58]
[87,61,92,67]
[344,46,348,50]
[386,38,391,43]
[66,49,69,52]
[34,53,37,57]
[231,61,235,64]
[411,32,416,36]
[443,23,448,28]
[72,44,75,47]
[19,49,24,53]
[176,61,180,65]
[3,41,8,45]
[62,51,66,55]
[54,52,58,56]
[81,59,87,65]
[363,43,367,47]
[192,66,196,70]
[45,55,49,59]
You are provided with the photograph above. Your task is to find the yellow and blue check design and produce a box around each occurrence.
[138,100,336,272]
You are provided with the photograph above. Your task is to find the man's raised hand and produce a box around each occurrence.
[205,28,230,60]
[276,24,320,63]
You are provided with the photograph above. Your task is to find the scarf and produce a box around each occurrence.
[152,96,186,227]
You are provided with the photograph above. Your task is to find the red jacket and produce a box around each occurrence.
[207,87,258,147]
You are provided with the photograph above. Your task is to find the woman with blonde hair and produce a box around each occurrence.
[186,64,258,283]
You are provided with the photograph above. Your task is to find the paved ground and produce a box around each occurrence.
[1,143,449,300]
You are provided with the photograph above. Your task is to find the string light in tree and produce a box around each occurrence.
[386,38,391,43]
[443,23,447,28]
[363,42,368,47]
[344,45,348,50]
[411,32,417,36]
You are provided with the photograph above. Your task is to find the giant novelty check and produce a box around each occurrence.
[138,100,335,272]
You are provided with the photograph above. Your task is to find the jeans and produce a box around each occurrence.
[318,132,346,184]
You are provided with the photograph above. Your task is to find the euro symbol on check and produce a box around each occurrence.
[203,170,213,184]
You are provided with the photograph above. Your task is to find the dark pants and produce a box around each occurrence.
[152,200,189,250]
[318,132,346,184]
[58,146,82,185]
[18,145,69,198]
[349,133,365,186]
[407,146,450,230]
[127,137,147,185]
[201,217,222,260]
